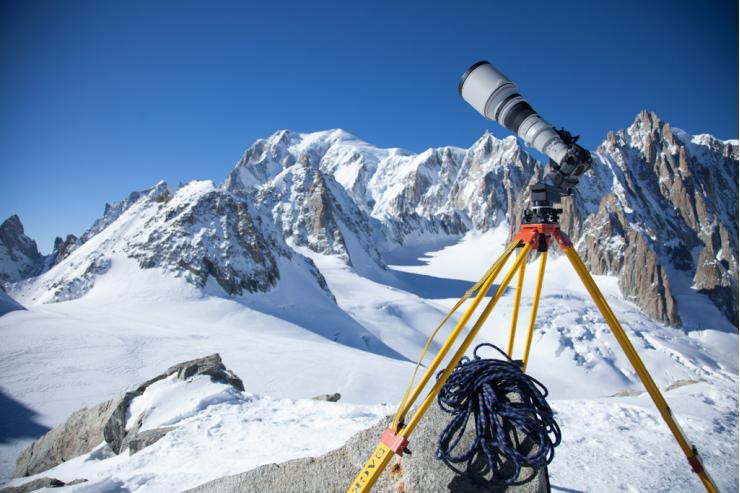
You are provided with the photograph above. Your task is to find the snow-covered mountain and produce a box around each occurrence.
[2,111,737,332]
[569,111,738,328]
[0,112,737,491]
[224,128,537,254]
[220,113,737,329]
[0,215,47,284]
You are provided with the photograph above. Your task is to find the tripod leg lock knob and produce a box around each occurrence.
[687,447,705,474]
[381,428,410,456]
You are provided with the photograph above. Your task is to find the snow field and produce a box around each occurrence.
[0,229,737,491]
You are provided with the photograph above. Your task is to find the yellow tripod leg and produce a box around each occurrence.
[401,244,532,436]
[346,241,520,493]
[522,250,547,372]
[392,241,518,429]
[347,242,532,493]
[562,246,719,493]
[507,256,527,357]
[346,442,395,493]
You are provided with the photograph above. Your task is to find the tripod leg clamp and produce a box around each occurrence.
[381,428,409,456]
[687,447,705,474]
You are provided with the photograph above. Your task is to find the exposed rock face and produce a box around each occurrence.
[0,215,45,284]
[128,427,177,455]
[0,477,65,493]
[224,129,537,252]
[6,112,737,328]
[10,181,333,304]
[223,120,736,328]
[13,354,244,478]
[249,161,384,269]
[186,404,547,493]
[574,193,680,325]
[80,181,172,244]
[49,234,79,266]
[311,392,341,402]
[618,229,679,325]
[126,184,282,295]
[13,252,112,304]
[571,111,738,326]
[13,395,126,477]
[157,353,245,392]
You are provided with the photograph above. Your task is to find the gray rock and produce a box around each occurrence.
[14,354,244,478]
[13,396,126,477]
[0,215,46,284]
[0,477,64,493]
[185,404,548,493]
[664,379,703,392]
[128,427,177,455]
[311,393,341,402]
[64,479,88,486]
[126,188,282,296]
[50,234,80,266]
[160,354,245,392]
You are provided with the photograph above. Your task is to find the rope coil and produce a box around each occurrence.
[435,343,561,485]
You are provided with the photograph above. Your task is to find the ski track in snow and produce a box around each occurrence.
[0,229,737,492]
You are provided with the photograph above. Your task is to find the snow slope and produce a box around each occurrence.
[3,374,392,492]
[0,117,736,491]
[1,229,737,492]
[0,287,24,317]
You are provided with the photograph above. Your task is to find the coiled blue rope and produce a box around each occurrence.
[435,343,561,485]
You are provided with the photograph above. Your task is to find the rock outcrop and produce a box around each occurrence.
[13,354,244,478]
[10,181,335,306]
[48,235,79,266]
[575,193,680,325]
[311,392,341,402]
[0,477,87,493]
[12,395,126,478]
[186,404,548,493]
[571,111,738,326]
[126,184,283,295]
[6,113,737,328]
[0,477,64,493]
[127,427,177,455]
[223,121,737,328]
[0,215,46,284]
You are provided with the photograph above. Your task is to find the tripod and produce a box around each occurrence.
[347,202,719,493]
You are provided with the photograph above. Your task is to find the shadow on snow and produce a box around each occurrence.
[0,388,50,444]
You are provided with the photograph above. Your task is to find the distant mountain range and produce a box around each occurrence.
[1,111,737,328]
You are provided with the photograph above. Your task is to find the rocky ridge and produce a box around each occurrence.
[0,216,46,284]
[8,181,332,305]
[224,115,737,327]
[12,354,244,479]
[3,111,737,328]
[186,403,547,493]
[568,111,738,326]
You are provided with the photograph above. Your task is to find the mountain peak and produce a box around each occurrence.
[634,109,662,126]
[1,214,23,233]
[0,214,45,284]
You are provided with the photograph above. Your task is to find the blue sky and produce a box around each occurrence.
[1,0,738,252]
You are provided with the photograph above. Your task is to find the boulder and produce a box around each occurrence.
[0,477,64,493]
[186,404,548,493]
[13,396,126,477]
[159,354,245,392]
[128,427,177,455]
[13,354,243,478]
[0,477,87,493]
[311,393,341,402]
